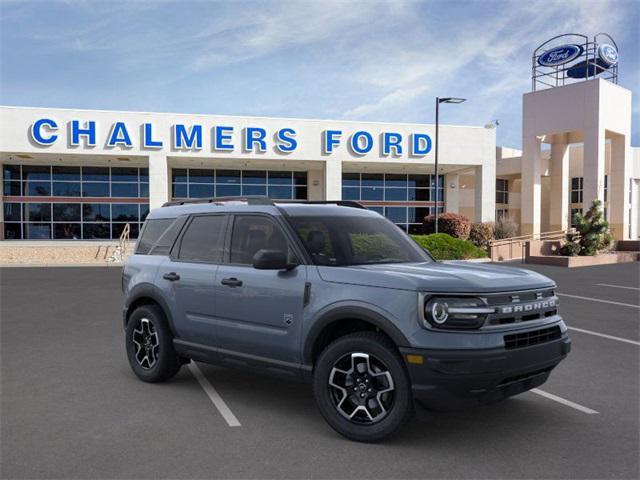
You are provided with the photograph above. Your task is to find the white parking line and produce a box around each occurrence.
[596,283,640,291]
[567,326,640,346]
[188,362,241,427]
[557,293,639,309]
[531,388,599,414]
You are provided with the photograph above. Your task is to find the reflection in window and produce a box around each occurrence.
[171,168,308,201]
[342,173,444,231]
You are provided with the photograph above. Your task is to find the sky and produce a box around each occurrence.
[1,0,638,148]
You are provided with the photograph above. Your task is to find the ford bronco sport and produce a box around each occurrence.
[122,197,570,442]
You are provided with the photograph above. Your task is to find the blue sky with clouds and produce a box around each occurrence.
[1,0,638,148]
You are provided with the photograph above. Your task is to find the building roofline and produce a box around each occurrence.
[0,104,490,130]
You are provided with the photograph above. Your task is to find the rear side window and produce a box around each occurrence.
[149,216,187,255]
[136,219,174,255]
[177,215,226,263]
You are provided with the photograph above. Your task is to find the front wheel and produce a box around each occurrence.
[125,304,181,382]
[313,332,413,442]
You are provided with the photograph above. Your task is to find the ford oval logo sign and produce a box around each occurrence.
[538,44,583,67]
[598,44,618,66]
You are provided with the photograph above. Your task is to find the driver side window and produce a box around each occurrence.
[229,215,294,265]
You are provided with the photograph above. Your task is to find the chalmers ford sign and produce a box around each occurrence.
[28,118,434,157]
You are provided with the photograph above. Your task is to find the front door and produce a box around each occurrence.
[157,214,228,346]
[214,214,306,364]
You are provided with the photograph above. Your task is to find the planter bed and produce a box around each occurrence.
[526,252,639,268]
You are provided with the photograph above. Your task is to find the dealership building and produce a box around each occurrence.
[0,35,638,244]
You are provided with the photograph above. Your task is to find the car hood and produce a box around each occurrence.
[316,261,554,293]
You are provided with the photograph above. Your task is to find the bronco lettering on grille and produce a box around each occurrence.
[499,299,557,314]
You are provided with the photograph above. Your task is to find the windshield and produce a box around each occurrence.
[287,215,432,266]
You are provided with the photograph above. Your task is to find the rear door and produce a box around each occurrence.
[213,214,307,364]
[156,214,229,346]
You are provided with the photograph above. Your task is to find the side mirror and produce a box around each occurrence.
[252,249,296,270]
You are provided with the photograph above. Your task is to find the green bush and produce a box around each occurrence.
[469,222,495,250]
[560,199,613,256]
[423,213,471,239]
[411,233,487,261]
[351,233,404,259]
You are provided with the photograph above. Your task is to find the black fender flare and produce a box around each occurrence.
[124,283,177,336]
[302,305,410,365]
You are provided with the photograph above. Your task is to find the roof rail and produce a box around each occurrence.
[162,196,273,207]
[275,200,367,210]
[161,197,367,210]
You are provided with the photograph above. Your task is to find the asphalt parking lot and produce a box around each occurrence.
[1,262,638,479]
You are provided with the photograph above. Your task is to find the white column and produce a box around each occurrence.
[549,135,570,232]
[324,159,342,201]
[521,135,542,236]
[148,153,169,210]
[445,173,459,213]
[306,169,324,201]
[474,163,495,223]
[582,126,605,211]
[609,134,631,240]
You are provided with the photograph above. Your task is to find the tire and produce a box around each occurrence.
[313,331,413,442]
[125,304,181,383]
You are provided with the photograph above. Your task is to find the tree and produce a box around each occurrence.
[560,199,613,256]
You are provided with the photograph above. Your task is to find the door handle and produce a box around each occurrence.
[162,272,180,281]
[221,277,243,287]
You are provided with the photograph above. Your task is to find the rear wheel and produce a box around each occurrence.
[313,332,412,442]
[125,305,181,382]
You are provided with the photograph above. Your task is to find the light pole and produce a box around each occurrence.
[434,96,466,233]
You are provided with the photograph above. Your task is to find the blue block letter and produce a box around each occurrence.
[30,118,58,145]
[107,122,133,148]
[173,124,203,150]
[275,128,297,153]
[71,120,96,146]
[244,127,267,152]
[411,133,432,156]
[323,130,342,154]
[383,132,403,156]
[350,131,373,155]
[143,123,163,148]
[214,126,234,151]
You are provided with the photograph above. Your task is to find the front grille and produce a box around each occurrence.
[503,326,562,350]
[485,289,558,327]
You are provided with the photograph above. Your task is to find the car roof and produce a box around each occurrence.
[147,201,378,220]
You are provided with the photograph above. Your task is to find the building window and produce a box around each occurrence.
[341,173,444,233]
[496,208,509,220]
[571,177,583,203]
[496,178,508,204]
[171,168,307,201]
[2,164,148,240]
[604,175,608,203]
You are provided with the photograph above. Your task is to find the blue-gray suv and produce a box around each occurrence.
[122,197,570,442]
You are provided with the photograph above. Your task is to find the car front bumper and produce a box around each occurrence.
[399,333,571,411]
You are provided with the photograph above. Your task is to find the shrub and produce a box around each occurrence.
[494,216,519,239]
[411,233,487,261]
[560,199,613,256]
[469,222,495,250]
[351,233,404,259]
[423,212,471,240]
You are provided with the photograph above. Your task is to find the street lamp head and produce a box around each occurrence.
[438,97,466,104]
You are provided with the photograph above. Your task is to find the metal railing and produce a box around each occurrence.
[106,223,131,263]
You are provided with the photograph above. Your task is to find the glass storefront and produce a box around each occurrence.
[2,164,148,239]
[342,173,444,233]
[171,168,308,200]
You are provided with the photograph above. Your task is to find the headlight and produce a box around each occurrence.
[423,297,494,329]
